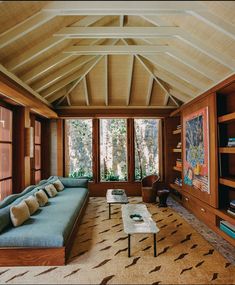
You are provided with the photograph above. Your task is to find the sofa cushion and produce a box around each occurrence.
[35,190,48,207]
[59,177,88,188]
[10,201,30,227]
[44,184,57,198]
[24,196,39,215]
[0,187,88,247]
[53,179,64,192]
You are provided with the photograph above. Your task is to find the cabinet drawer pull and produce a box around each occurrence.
[185,197,189,201]
[200,208,205,212]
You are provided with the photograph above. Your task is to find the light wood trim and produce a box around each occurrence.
[219,147,235,154]
[218,112,235,123]
[126,55,134,106]
[83,76,89,106]
[214,209,235,226]
[219,177,235,188]
[63,45,169,54]
[54,27,182,38]
[169,89,192,103]
[0,11,55,49]
[104,55,108,106]
[146,76,154,106]
[173,148,182,153]
[173,129,181,134]
[44,1,205,14]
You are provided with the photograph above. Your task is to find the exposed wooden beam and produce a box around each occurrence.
[188,11,235,40]
[104,55,108,106]
[54,27,181,38]
[126,55,134,106]
[142,54,209,90]
[32,55,96,92]
[67,94,71,106]
[6,16,104,73]
[135,55,179,106]
[44,1,205,15]
[63,45,169,54]
[47,88,67,104]
[21,39,102,85]
[169,88,192,103]
[141,15,170,26]
[143,15,235,70]
[146,76,154,106]
[83,76,90,106]
[56,56,103,105]
[0,11,55,49]
[120,15,124,27]
[0,64,52,107]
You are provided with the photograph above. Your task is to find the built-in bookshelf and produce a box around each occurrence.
[216,82,235,243]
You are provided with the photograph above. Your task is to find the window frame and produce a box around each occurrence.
[64,117,163,183]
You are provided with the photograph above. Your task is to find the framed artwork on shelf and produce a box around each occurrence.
[183,106,210,194]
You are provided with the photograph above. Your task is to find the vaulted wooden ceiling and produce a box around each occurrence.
[0,1,234,111]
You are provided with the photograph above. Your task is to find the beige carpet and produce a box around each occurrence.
[0,197,234,284]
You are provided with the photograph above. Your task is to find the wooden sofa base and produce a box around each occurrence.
[0,194,89,266]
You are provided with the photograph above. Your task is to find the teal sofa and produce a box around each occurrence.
[0,176,89,266]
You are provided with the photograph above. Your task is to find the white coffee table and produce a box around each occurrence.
[122,204,159,257]
[106,189,128,219]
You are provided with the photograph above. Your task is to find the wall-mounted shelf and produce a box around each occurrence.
[219,177,235,188]
[173,129,181,135]
[173,148,182,153]
[170,183,182,192]
[219,147,235,154]
[173,166,182,172]
[218,112,235,123]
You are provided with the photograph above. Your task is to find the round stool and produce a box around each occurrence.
[157,189,170,207]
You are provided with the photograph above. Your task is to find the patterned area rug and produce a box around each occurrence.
[0,197,234,284]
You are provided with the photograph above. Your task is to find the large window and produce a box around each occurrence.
[65,119,93,179]
[134,119,160,180]
[34,120,41,184]
[100,119,127,181]
[0,106,13,201]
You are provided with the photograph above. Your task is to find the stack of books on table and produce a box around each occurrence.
[220,220,235,239]
[174,177,182,187]
[227,200,235,217]
[176,158,182,168]
[227,138,235,147]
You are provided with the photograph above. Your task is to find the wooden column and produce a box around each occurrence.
[127,118,134,182]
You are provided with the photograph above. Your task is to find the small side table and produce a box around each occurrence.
[106,189,129,219]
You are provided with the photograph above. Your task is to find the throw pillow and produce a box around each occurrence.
[24,195,39,215]
[53,179,64,192]
[44,184,58,198]
[10,201,30,227]
[35,190,48,206]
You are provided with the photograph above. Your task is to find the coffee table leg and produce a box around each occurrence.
[109,203,111,219]
[128,234,131,257]
[153,234,157,257]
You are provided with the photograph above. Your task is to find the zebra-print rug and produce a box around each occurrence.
[0,197,234,284]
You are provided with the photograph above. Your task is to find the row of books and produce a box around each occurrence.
[174,177,182,187]
[227,200,235,217]
[227,138,235,147]
[220,220,235,239]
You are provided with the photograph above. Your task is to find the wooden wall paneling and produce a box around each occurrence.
[92,118,100,183]
[181,93,218,208]
[41,118,51,179]
[30,114,36,185]
[57,119,64,176]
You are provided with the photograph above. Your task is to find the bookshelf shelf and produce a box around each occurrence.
[218,112,235,123]
[173,166,182,172]
[219,147,235,154]
[219,177,235,188]
[173,129,181,135]
[214,209,235,225]
[173,148,182,153]
[170,183,182,192]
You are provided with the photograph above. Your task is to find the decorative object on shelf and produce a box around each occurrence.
[227,138,235,147]
[176,124,181,130]
[176,158,182,168]
[174,177,182,186]
[183,106,210,193]
[176,142,182,149]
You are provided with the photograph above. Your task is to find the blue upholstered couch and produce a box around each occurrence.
[0,176,89,265]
